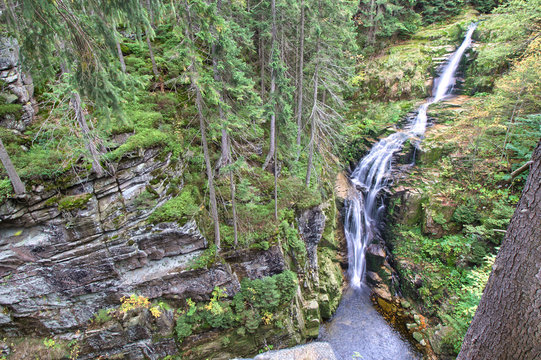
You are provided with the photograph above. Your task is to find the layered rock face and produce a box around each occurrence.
[0,37,36,131]
[0,148,343,359]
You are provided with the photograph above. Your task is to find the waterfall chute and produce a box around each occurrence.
[345,23,477,288]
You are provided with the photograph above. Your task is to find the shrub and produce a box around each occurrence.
[175,271,298,344]
[452,201,478,225]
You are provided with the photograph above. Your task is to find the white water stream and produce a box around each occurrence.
[345,23,477,288]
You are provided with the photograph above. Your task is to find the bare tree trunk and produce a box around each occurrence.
[367,0,376,44]
[116,37,127,73]
[211,0,230,170]
[295,0,305,160]
[195,85,221,250]
[262,0,277,170]
[259,21,265,100]
[0,138,25,195]
[306,36,319,187]
[146,0,155,25]
[70,92,104,177]
[184,0,221,250]
[146,34,163,92]
[211,0,237,246]
[229,165,239,247]
[274,147,278,221]
[458,140,541,360]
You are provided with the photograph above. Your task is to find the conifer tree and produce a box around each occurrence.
[302,0,357,186]
[2,0,152,177]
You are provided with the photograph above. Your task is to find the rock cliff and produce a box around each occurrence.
[0,147,344,359]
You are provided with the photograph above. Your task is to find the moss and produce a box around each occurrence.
[57,193,93,211]
[0,103,23,119]
[149,185,200,225]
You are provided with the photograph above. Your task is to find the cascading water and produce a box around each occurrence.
[346,23,477,288]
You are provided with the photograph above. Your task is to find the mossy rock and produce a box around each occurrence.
[57,193,93,211]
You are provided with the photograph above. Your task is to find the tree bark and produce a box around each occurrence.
[146,34,163,92]
[262,0,277,170]
[259,14,265,100]
[0,138,25,195]
[458,139,541,360]
[295,0,305,160]
[116,37,126,73]
[230,163,239,247]
[195,84,221,250]
[70,92,105,177]
[306,29,320,187]
[184,0,221,250]
[211,0,230,170]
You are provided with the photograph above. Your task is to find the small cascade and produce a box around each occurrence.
[345,23,477,288]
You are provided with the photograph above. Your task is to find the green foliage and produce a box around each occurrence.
[452,200,478,225]
[465,0,541,92]
[92,308,113,324]
[0,104,23,119]
[440,253,496,354]
[415,0,464,24]
[189,244,217,270]
[148,185,200,225]
[0,179,13,204]
[175,271,298,344]
[279,220,306,262]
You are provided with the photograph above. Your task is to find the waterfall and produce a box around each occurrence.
[346,23,477,288]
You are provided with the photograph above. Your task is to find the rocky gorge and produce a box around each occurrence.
[0,143,344,359]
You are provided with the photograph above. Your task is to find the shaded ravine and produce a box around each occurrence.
[319,23,477,359]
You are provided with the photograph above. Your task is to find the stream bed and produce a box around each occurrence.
[319,286,420,360]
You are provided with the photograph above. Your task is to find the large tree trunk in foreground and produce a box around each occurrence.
[458,140,541,360]
[0,138,25,195]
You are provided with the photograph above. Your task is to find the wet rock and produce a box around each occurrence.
[298,206,326,269]
[366,244,386,271]
[366,271,383,286]
[225,246,285,280]
[373,284,393,303]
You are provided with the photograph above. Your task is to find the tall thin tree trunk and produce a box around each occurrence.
[212,0,230,170]
[295,0,305,160]
[195,85,221,250]
[0,138,25,195]
[262,0,277,170]
[368,0,376,43]
[116,37,126,73]
[274,146,278,221]
[184,0,221,250]
[458,140,541,360]
[146,34,163,92]
[306,36,319,187]
[259,22,265,100]
[230,161,239,247]
[71,92,105,177]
